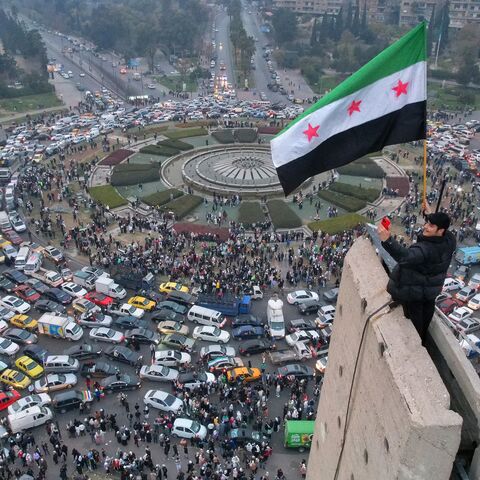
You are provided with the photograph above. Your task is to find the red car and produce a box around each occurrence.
[0,389,21,411]
[6,231,23,245]
[85,291,114,308]
[13,284,41,303]
[436,298,462,315]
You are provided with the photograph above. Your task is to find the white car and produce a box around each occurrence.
[0,337,20,356]
[34,373,77,393]
[286,290,319,305]
[192,326,230,343]
[448,306,474,323]
[9,216,26,233]
[79,73,85,77]
[8,393,52,415]
[285,330,320,346]
[1,295,31,314]
[144,390,183,412]
[139,365,179,382]
[467,294,480,311]
[199,345,236,359]
[112,304,145,319]
[443,278,465,292]
[147,84,156,89]
[153,350,191,367]
[455,287,477,303]
[89,327,125,344]
[61,282,88,299]
[456,317,480,334]
[172,418,207,440]
[0,320,8,333]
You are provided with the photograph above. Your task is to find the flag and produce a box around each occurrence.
[271,22,427,196]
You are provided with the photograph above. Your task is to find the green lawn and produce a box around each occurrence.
[142,189,184,207]
[153,75,197,93]
[165,127,208,140]
[308,75,343,95]
[267,200,303,229]
[88,186,127,209]
[428,82,480,110]
[308,213,366,234]
[0,92,63,113]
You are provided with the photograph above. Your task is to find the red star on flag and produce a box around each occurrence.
[303,123,320,142]
[392,80,409,97]
[347,100,362,116]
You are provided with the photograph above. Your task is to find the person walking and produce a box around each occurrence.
[378,209,456,345]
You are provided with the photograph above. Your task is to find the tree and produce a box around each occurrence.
[352,0,360,35]
[272,8,297,45]
[456,56,479,86]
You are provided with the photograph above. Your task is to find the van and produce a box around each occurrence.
[0,211,11,231]
[284,420,315,451]
[44,355,80,373]
[187,305,226,328]
[24,252,43,275]
[8,406,53,433]
[14,246,30,271]
[4,187,14,204]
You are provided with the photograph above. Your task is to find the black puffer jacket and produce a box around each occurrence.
[381,231,456,302]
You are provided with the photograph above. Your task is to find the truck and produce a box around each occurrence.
[267,295,285,338]
[455,246,480,266]
[37,314,84,341]
[112,272,154,291]
[284,420,315,451]
[196,294,251,316]
[269,342,313,365]
[29,268,64,287]
[95,277,127,300]
[73,271,97,290]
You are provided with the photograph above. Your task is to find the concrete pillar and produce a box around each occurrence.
[307,238,462,480]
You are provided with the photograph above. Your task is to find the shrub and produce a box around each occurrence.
[158,139,194,151]
[308,213,367,234]
[337,158,384,178]
[139,145,179,156]
[212,129,235,144]
[267,200,303,229]
[165,127,208,139]
[329,182,380,203]
[234,129,258,143]
[160,194,203,219]
[317,190,366,211]
[88,186,127,209]
[111,163,160,186]
[142,189,184,207]
[238,202,265,226]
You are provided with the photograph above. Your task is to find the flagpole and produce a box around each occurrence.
[422,139,427,208]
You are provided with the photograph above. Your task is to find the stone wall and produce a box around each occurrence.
[307,238,463,480]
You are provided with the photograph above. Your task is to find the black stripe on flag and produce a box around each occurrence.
[276,101,426,196]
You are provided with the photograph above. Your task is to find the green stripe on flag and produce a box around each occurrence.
[277,21,426,136]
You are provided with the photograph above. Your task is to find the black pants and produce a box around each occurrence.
[402,300,436,345]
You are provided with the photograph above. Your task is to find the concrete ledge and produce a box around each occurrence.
[307,237,462,480]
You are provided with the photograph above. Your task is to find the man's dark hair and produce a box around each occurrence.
[425,212,450,232]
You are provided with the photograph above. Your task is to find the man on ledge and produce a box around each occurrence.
[377,208,456,346]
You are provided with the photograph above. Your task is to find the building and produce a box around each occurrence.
[307,238,480,480]
[449,0,480,29]
[399,0,444,26]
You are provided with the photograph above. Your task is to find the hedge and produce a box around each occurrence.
[212,129,235,144]
[267,200,303,229]
[174,120,218,128]
[238,202,265,226]
[329,182,380,203]
[165,127,208,139]
[139,145,179,156]
[142,189,184,207]
[158,139,194,151]
[308,213,367,234]
[317,190,366,211]
[111,163,160,186]
[235,129,257,143]
[337,157,384,178]
[160,194,203,219]
[89,185,127,209]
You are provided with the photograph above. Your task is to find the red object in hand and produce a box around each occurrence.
[381,217,391,230]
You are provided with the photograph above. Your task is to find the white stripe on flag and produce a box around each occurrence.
[271,61,426,168]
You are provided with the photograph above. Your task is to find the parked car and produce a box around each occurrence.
[238,339,272,356]
[0,337,19,356]
[231,314,264,328]
[192,326,230,343]
[172,418,207,440]
[64,343,102,361]
[99,374,141,393]
[125,328,159,345]
[7,393,51,415]
[139,365,179,382]
[455,286,477,303]
[286,290,319,305]
[177,371,216,390]
[34,373,77,393]
[3,328,37,345]
[448,307,474,323]
[34,299,66,314]
[153,349,191,367]
[288,319,317,333]
[232,325,266,340]
[43,288,72,305]
[144,390,183,413]
[199,345,236,360]
[157,321,189,336]
[89,327,125,344]
[104,346,139,366]
[277,363,315,379]
[298,300,322,316]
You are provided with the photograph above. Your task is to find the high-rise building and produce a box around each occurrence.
[449,0,480,28]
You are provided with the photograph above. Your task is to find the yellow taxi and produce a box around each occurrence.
[15,356,44,378]
[127,296,156,311]
[0,368,31,389]
[0,236,12,249]
[158,282,189,294]
[10,314,38,331]
[226,367,262,384]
